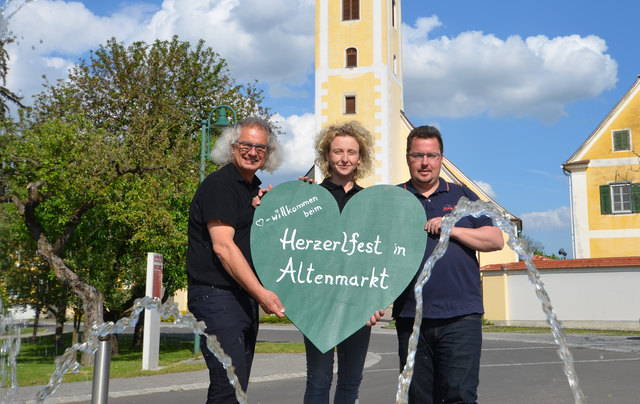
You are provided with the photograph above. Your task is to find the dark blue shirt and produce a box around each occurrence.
[393,178,492,319]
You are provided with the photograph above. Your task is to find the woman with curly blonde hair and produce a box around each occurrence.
[314,120,374,182]
[303,121,383,404]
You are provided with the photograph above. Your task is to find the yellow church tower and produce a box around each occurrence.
[315,0,410,186]
[315,0,521,269]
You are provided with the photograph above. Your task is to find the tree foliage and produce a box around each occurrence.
[1,36,271,362]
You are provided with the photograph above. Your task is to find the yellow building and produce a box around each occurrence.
[315,0,406,185]
[563,76,640,258]
[315,0,520,266]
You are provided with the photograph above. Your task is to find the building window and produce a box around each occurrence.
[600,183,640,214]
[345,95,356,114]
[393,54,397,75]
[612,129,631,152]
[392,0,397,28]
[343,0,359,21]
[346,48,357,68]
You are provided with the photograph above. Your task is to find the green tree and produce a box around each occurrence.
[1,36,271,364]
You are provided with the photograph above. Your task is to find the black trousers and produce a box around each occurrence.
[396,314,482,404]
[188,284,259,404]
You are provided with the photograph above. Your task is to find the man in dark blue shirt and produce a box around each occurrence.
[394,125,504,404]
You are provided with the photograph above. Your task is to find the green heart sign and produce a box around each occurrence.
[251,181,427,353]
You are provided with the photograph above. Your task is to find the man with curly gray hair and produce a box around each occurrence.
[187,116,285,403]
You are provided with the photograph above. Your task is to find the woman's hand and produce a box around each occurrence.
[298,176,315,184]
[366,309,385,327]
[252,184,273,208]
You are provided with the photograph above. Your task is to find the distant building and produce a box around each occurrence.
[315,0,520,265]
[481,256,640,330]
[563,76,640,258]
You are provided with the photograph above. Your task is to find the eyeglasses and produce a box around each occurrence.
[234,141,270,154]
[407,152,441,162]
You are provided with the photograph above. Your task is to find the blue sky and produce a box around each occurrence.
[3,0,639,258]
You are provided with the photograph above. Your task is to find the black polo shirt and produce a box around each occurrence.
[320,178,363,212]
[186,163,261,289]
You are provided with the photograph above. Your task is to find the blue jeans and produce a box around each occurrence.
[188,285,259,404]
[396,314,482,404]
[303,325,371,404]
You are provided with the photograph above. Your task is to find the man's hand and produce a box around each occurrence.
[257,289,286,318]
[209,219,287,314]
[425,217,443,235]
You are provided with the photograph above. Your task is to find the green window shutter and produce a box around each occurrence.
[600,185,611,214]
[622,131,631,149]
[632,183,640,213]
[613,130,630,151]
[613,132,622,150]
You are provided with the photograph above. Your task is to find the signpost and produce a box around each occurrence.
[142,252,163,370]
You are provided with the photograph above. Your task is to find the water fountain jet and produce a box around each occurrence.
[0,301,21,404]
[34,297,248,404]
[396,197,585,404]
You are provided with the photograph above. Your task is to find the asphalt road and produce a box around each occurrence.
[78,325,640,404]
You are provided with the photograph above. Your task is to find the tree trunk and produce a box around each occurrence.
[16,181,104,366]
[131,310,145,349]
[36,237,104,366]
[71,309,81,362]
[110,334,119,356]
[31,307,40,343]
[54,302,67,352]
[77,288,104,366]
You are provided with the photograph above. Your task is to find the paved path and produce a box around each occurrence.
[8,325,640,403]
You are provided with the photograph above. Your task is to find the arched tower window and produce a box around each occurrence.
[343,0,360,21]
[392,0,397,28]
[346,48,357,68]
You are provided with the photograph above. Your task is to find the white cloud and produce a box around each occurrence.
[141,0,315,92]
[473,180,497,199]
[257,112,316,187]
[520,206,570,231]
[271,112,316,175]
[4,0,315,105]
[2,2,617,125]
[402,16,618,122]
[5,0,156,103]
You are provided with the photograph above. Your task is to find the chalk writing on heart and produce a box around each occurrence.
[251,181,427,353]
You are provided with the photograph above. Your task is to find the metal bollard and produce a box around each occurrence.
[194,333,201,354]
[91,335,112,404]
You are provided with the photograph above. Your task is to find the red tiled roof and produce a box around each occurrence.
[481,256,640,272]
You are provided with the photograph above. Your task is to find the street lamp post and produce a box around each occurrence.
[199,105,237,182]
[194,105,236,354]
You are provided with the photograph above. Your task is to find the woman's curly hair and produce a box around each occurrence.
[314,121,374,180]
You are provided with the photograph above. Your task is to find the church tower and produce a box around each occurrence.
[315,0,410,186]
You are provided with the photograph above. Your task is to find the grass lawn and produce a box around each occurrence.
[15,331,305,387]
